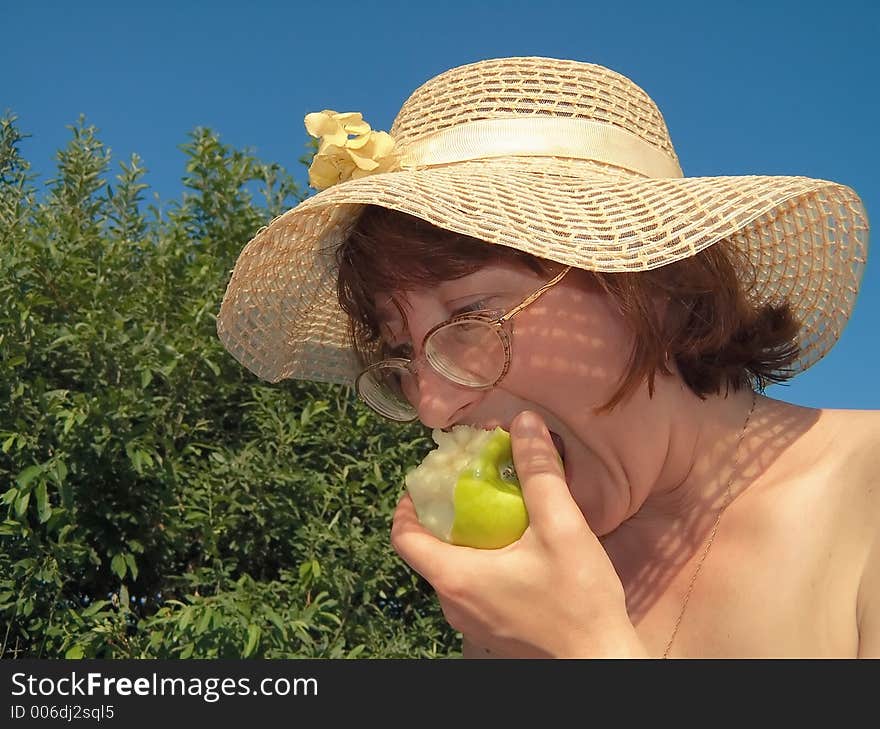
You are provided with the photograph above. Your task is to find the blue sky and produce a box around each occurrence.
[3,0,878,409]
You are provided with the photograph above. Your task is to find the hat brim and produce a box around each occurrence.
[217,156,868,385]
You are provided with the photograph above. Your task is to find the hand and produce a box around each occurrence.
[391,410,647,658]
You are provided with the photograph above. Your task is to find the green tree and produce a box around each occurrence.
[0,113,457,658]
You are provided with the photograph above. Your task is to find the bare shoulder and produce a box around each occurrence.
[753,400,880,544]
[813,407,880,656]
[817,407,880,492]
[760,400,880,488]
[788,405,880,526]
[749,399,879,567]
[821,406,880,439]
[746,400,879,655]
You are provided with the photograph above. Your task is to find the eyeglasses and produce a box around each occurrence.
[355,266,572,421]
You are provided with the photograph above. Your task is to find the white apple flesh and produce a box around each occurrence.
[404,425,528,549]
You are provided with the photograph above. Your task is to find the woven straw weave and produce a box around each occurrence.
[217,57,868,385]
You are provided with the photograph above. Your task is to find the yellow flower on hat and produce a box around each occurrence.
[305,110,370,146]
[305,110,397,190]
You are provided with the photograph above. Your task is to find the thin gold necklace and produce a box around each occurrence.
[662,390,757,659]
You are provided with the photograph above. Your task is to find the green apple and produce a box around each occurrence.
[404,426,528,549]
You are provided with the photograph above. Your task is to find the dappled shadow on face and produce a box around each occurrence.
[506,277,630,405]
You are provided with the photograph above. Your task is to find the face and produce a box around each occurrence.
[375,261,675,537]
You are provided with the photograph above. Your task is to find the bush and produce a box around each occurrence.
[0,113,458,658]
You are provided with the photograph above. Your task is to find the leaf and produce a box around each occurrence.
[265,608,285,633]
[140,369,153,388]
[49,333,77,349]
[124,552,138,580]
[110,553,127,580]
[35,482,51,523]
[50,460,68,486]
[149,630,164,651]
[160,359,179,377]
[82,600,109,617]
[138,450,154,469]
[127,539,145,554]
[16,464,42,488]
[195,608,212,635]
[62,412,76,435]
[14,490,30,517]
[298,561,311,581]
[243,624,260,657]
[65,645,84,659]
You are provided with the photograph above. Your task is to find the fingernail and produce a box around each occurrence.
[512,411,541,437]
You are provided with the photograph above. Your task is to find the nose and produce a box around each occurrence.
[412,363,482,431]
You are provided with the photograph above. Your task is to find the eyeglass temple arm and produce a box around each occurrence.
[497,266,573,323]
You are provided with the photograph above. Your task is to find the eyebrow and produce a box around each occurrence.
[373,267,521,333]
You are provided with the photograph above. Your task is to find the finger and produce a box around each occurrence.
[510,410,588,534]
[390,491,461,582]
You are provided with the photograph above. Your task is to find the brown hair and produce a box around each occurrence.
[336,205,800,411]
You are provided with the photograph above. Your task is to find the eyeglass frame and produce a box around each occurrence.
[354,265,573,421]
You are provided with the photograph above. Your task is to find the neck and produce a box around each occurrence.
[600,384,758,599]
[646,385,757,518]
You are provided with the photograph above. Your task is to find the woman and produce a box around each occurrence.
[217,57,876,657]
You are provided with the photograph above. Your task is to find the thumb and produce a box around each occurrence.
[510,411,588,535]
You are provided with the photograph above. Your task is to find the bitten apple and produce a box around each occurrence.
[404,426,528,549]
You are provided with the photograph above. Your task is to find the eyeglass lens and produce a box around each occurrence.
[358,318,506,420]
[424,318,506,387]
[356,362,418,421]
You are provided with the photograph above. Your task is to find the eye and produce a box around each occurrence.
[379,298,500,361]
[453,299,501,317]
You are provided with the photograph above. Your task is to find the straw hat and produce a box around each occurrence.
[217,56,869,385]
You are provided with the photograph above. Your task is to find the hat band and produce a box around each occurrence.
[397,117,683,179]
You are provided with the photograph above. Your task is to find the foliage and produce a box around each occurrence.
[0,113,458,658]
